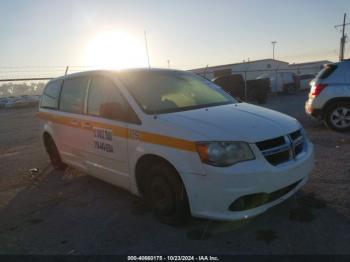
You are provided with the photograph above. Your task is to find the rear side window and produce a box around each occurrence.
[87,76,133,122]
[59,77,89,114]
[316,65,337,79]
[41,80,62,109]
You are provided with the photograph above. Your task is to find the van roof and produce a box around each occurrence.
[50,68,183,82]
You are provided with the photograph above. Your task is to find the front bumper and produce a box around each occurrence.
[182,142,314,221]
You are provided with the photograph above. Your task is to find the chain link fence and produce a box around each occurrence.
[0,66,99,98]
[0,64,325,108]
[195,65,324,101]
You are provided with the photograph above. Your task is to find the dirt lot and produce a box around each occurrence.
[0,91,349,255]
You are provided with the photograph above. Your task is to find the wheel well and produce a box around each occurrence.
[323,97,350,117]
[135,154,180,194]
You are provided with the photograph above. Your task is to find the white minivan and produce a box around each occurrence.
[38,69,314,224]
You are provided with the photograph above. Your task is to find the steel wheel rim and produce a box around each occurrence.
[330,107,350,128]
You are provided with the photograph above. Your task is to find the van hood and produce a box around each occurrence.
[158,103,301,143]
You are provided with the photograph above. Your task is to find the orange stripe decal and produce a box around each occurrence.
[37,111,196,152]
[139,131,196,152]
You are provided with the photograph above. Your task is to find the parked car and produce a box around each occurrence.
[38,69,314,225]
[298,74,315,90]
[305,60,350,132]
[0,95,40,108]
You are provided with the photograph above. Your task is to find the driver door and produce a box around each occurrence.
[81,74,131,189]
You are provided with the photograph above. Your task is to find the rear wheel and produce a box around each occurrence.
[145,164,190,225]
[324,102,350,132]
[44,135,67,170]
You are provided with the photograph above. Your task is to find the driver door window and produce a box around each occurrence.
[88,76,129,122]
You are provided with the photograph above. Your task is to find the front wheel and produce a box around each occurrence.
[324,102,350,132]
[145,165,190,225]
[44,135,67,171]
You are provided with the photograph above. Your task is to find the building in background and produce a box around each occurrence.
[189,59,333,80]
[189,59,289,80]
[288,60,332,75]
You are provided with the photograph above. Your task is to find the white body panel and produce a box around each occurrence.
[80,115,130,190]
[52,111,88,170]
[158,103,300,142]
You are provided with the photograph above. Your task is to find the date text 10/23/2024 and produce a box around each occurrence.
[127,256,220,261]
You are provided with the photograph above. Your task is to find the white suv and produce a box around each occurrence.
[38,69,314,224]
[305,60,350,132]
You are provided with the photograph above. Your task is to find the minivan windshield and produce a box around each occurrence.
[118,70,237,114]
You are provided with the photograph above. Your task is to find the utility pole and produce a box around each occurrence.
[271,41,277,60]
[144,30,151,68]
[335,13,350,61]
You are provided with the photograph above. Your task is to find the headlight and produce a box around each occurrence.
[195,142,255,167]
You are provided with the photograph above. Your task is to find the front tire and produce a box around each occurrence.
[44,135,67,171]
[145,164,190,225]
[324,102,350,132]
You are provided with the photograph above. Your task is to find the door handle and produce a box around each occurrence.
[70,119,80,127]
[82,122,93,129]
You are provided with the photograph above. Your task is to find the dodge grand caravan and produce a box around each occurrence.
[37,69,314,224]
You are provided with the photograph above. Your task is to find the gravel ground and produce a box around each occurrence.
[0,91,349,255]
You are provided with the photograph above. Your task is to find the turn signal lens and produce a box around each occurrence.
[196,143,209,163]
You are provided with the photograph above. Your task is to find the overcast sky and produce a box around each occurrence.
[1,0,349,70]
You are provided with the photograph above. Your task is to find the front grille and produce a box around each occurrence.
[256,129,305,166]
[290,130,302,140]
[256,136,285,151]
[265,150,291,166]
